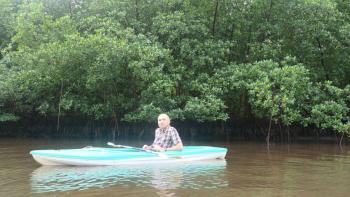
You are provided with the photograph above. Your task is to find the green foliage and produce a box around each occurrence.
[184,95,228,122]
[0,0,349,139]
[0,113,18,122]
[246,60,311,126]
[0,0,16,58]
[311,101,348,131]
[308,81,350,134]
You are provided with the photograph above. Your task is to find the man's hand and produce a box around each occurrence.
[142,145,151,150]
[152,145,165,152]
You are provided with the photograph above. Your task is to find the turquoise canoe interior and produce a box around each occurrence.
[30,146,227,160]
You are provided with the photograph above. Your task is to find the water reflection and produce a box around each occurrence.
[31,160,228,193]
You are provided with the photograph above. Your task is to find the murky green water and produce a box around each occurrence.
[0,138,349,196]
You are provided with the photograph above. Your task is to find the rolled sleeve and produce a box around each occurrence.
[170,128,182,145]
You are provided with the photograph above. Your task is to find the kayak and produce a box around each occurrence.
[30,146,227,166]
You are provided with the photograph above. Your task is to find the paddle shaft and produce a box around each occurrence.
[107,142,167,158]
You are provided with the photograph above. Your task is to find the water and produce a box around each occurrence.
[1,138,350,196]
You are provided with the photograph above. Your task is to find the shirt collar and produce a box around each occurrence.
[159,126,170,133]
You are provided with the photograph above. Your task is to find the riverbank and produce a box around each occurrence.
[0,117,347,145]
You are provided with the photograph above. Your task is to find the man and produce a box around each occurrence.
[143,114,183,152]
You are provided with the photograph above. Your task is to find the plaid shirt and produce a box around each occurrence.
[152,126,182,148]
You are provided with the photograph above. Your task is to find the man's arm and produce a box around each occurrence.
[167,127,183,151]
[166,141,183,151]
[152,142,183,151]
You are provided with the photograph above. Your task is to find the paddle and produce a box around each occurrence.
[107,142,168,158]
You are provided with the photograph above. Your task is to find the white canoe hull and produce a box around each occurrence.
[32,152,226,166]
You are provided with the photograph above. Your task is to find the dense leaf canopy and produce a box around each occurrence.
[0,0,349,137]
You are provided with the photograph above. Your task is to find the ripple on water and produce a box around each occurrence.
[30,160,228,193]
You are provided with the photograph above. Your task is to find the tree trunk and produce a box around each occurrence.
[212,0,220,36]
[135,0,140,20]
[112,118,116,142]
[112,110,119,142]
[138,127,145,140]
[69,0,73,17]
[134,0,140,33]
[316,37,330,80]
[339,133,344,147]
[57,81,63,132]
[266,116,272,147]
[315,128,319,143]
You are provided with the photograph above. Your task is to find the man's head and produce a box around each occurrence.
[158,114,170,129]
